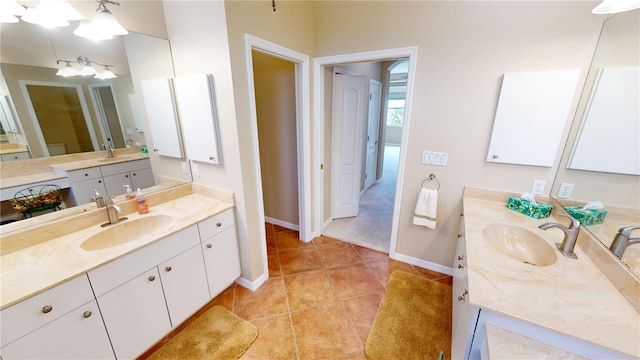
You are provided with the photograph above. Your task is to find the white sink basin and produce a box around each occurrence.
[482,224,557,267]
[80,215,172,251]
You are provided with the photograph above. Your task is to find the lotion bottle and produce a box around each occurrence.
[136,188,149,214]
[124,185,135,200]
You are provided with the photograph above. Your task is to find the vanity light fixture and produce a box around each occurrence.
[21,0,83,27]
[55,56,117,79]
[0,0,26,24]
[592,0,640,14]
[73,0,128,41]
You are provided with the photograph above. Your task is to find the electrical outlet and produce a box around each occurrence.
[192,162,200,177]
[557,183,574,199]
[181,161,188,174]
[531,180,546,195]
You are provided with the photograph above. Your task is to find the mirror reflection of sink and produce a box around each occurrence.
[482,224,557,267]
[80,215,172,251]
[98,157,127,163]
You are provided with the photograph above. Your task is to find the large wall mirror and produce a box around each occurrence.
[0,1,191,231]
[552,10,640,277]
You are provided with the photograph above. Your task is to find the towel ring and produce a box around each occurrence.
[421,173,440,190]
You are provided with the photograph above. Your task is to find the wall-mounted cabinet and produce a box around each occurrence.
[173,74,222,164]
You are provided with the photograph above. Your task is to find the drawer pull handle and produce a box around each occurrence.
[148,275,156,282]
[165,266,172,272]
[216,222,222,227]
[457,255,464,261]
[458,264,464,269]
[83,311,92,318]
[42,305,53,314]
[206,243,212,249]
[457,289,469,302]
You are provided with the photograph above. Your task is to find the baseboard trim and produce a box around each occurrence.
[391,252,453,276]
[265,217,299,231]
[235,273,268,291]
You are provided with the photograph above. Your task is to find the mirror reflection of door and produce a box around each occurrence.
[22,82,98,156]
[89,84,125,149]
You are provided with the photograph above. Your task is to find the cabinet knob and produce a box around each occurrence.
[206,243,212,249]
[457,289,469,302]
[209,156,215,161]
[457,233,463,238]
[84,173,89,177]
[125,174,129,178]
[42,305,53,314]
[492,154,499,159]
[83,311,92,318]
[132,173,137,176]
[98,180,102,183]
[458,255,464,261]
[165,266,172,272]
[457,264,464,269]
[148,275,156,281]
[154,148,159,153]
[216,222,222,227]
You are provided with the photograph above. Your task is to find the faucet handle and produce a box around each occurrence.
[619,226,640,237]
[559,214,580,229]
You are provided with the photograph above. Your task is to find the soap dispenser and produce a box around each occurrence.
[136,188,149,214]
[123,185,135,200]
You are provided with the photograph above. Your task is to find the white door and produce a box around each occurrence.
[364,80,382,190]
[332,73,368,219]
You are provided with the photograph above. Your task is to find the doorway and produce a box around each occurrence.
[314,47,418,259]
[88,84,125,149]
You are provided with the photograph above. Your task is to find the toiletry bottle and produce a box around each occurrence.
[136,188,149,214]
[124,185,135,200]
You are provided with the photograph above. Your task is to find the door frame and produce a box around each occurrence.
[19,80,99,157]
[244,34,312,276]
[313,46,418,259]
[88,82,125,148]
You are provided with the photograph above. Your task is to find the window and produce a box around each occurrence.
[386,99,405,127]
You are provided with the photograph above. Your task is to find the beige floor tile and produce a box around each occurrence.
[415,266,451,281]
[240,314,297,360]
[291,302,362,359]
[316,242,363,269]
[209,284,235,311]
[234,278,288,320]
[268,251,282,278]
[284,270,339,311]
[276,230,310,250]
[352,245,388,262]
[279,247,323,275]
[342,293,383,343]
[326,263,384,299]
[366,258,422,287]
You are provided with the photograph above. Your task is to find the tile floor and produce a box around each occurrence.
[145,224,453,360]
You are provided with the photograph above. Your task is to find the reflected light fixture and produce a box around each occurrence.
[592,0,640,14]
[21,0,83,27]
[56,56,117,79]
[74,0,128,41]
[0,0,26,23]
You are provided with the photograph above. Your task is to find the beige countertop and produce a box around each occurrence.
[0,144,29,155]
[0,184,234,310]
[463,187,639,358]
[50,152,149,173]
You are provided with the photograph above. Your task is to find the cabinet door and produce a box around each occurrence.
[97,268,171,360]
[201,226,241,298]
[103,173,133,197]
[1,300,114,360]
[70,178,107,205]
[130,167,155,190]
[1,152,31,162]
[159,245,210,327]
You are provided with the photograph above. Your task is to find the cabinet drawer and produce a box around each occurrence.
[67,167,103,182]
[0,275,94,347]
[198,209,235,240]
[100,159,151,177]
[88,225,200,297]
[1,152,31,162]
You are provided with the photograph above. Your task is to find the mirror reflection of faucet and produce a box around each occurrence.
[90,189,105,208]
[539,214,581,259]
[609,226,640,259]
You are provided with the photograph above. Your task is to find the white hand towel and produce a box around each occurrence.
[413,188,438,229]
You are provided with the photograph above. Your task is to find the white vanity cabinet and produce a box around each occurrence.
[451,214,480,360]
[67,167,107,205]
[198,209,241,298]
[1,151,31,162]
[88,224,211,359]
[101,159,155,197]
[0,275,113,360]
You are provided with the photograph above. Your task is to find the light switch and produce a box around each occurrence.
[422,151,448,166]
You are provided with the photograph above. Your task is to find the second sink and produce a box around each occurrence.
[482,224,557,267]
[80,215,172,251]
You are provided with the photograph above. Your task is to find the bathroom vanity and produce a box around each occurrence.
[0,184,240,359]
[452,187,639,359]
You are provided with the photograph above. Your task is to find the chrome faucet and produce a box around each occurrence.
[539,215,581,259]
[609,226,640,258]
[106,144,115,158]
[105,196,122,225]
[90,189,105,208]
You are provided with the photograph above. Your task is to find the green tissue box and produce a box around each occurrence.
[564,206,607,226]
[506,196,553,219]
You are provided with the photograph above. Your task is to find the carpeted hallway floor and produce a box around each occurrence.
[141,225,452,360]
[323,145,399,253]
